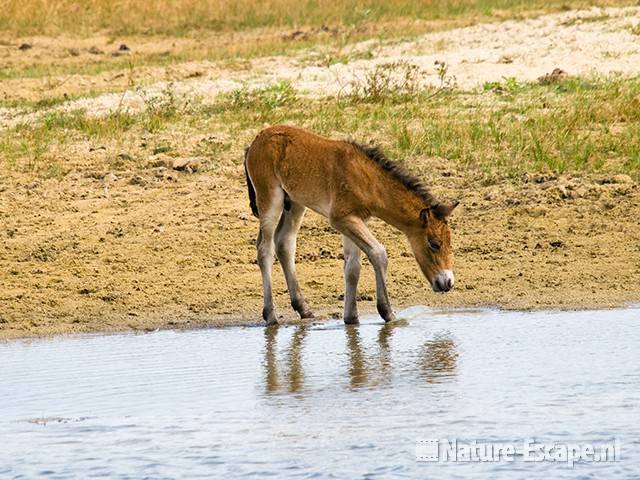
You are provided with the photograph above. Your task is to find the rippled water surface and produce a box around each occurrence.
[2,307,640,479]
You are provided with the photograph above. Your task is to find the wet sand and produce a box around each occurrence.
[1,158,639,339]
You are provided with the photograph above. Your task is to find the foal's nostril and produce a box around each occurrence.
[433,270,454,293]
[435,278,452,292]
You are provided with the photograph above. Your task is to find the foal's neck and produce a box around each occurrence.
[369,179,425,234]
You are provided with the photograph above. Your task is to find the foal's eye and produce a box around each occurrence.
[428,239,441,252]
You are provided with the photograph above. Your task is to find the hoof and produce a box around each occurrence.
[344,316,359,325]
[264,316,278,326]
[293,300,314,320]
[377,303,395,323]
[263,307,278,326]
[299,309,315,319]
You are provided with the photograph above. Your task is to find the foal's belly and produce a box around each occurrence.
[277,170,333,218]
[286,189,331,218]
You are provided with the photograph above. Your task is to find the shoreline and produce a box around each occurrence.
[2,297,639,341]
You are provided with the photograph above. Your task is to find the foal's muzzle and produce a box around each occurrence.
[432,270,455,292]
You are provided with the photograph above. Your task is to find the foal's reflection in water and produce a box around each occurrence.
[264,325,308,394]
[263,322,458,394]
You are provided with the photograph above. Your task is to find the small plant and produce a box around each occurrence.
[503,76,521,93]
[137,83,199,132]
[396,125,413,153]
[21,131,49,172]
[434,60,456,89]
[348,61,422,103]
[483,80,503,92]
[483,76,523,93]
[630,23,640,36]
[44,160,65,179]
[139,83,196,119]
[256,81,297,109]
[227,81,297,111]
[193,136,232,157]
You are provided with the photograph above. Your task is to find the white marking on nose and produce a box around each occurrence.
[433,270,455,292]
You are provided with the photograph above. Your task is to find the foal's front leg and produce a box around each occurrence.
[342,235,361,324]
[332,216,396,323]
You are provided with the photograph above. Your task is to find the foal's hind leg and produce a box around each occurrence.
[275,202,314,319]
[256,188,285,325]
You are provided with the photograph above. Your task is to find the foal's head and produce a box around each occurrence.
[412,201,459,293]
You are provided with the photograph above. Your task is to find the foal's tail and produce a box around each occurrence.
[244,146,259,218]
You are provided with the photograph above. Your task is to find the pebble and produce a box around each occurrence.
[172,157,201,173]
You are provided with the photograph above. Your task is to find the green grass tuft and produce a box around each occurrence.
[2,76,640,180]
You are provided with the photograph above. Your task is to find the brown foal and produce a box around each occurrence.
[244,125,458,325]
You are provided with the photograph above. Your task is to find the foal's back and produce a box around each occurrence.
[245,125,371,217]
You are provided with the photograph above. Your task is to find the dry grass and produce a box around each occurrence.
[1,0,634,37]
[2,76,639,179]
[2,0,637,106]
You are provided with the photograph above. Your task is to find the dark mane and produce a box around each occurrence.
[348,141,434,205]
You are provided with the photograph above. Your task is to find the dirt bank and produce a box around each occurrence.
[2,7,640,339]
[1,156,639,339]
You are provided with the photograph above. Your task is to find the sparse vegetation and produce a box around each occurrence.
[347,62,422,102]
[483,76,524,93]
[225,81,298,112]
[1,0,632,37]
[1,1,637,109]
[2,76,639,179]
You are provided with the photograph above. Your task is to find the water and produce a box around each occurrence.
[1,307,639,479]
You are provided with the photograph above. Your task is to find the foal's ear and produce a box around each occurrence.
[419,207,430,227]
[432,201,460,220]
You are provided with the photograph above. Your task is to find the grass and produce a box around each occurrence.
[1,0,636,107]
[0,84,190,177]
[1,0,633,37]
[225,81,298,110]
[347,62,423,102]
[2,76,639,179]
